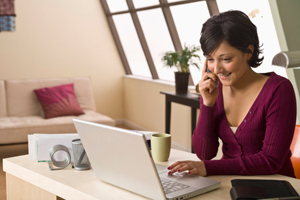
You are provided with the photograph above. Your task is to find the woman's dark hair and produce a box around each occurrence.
[200,10,264,68]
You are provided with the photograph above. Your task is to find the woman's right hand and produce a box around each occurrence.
[197,60,219,107]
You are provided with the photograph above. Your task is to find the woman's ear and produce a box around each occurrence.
[246,45,254,60]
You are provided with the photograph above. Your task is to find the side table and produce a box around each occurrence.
[160,91,200,152]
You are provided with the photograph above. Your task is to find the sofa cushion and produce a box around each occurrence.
[0,110,116,144]
[0,80,6,117]
[6,77,96,117]
[34,83,84,119]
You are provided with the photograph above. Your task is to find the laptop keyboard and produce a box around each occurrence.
[160,178,190,194]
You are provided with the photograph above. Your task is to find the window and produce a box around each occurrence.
[138,8,175,81]
[101,0,283,83]
[113,14,152,78]
[106,0,128,13]
[170,1,210,83]
[100,0,218,84]
[132,0,159,9]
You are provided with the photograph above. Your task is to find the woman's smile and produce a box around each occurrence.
[218,72,232,80]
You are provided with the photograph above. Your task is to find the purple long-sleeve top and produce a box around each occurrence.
[192,72,297,177]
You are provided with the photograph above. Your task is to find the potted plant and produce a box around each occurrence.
[162,44,201,94]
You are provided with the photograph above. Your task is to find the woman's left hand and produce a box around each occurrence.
[167,160,207,176]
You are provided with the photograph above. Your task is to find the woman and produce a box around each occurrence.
[168,10,297,177]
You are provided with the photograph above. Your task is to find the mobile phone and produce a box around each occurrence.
[206,66,213,81]
[206,66,212,73]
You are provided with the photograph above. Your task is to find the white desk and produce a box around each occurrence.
[3,149,300,200]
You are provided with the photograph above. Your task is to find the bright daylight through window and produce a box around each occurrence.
[101,0,284,85]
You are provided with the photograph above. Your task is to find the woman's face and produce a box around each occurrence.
[206,41,252,87]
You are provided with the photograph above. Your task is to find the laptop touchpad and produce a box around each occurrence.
[155,164,168,173]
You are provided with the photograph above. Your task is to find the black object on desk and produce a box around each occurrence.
[160,91,200,152]
[230,179,300,200]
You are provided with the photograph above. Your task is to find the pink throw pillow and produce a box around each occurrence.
[34,83,84,119]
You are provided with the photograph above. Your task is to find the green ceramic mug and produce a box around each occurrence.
[151,134,171,162]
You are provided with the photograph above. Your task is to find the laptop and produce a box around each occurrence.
[73,119,221,200]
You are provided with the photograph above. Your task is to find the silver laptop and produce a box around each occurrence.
[73,119,221,200]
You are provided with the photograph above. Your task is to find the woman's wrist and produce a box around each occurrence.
[203,101,215,107]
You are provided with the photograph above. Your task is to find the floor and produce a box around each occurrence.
[0,124,130,200]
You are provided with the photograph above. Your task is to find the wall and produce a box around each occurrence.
[269,0,300,124]
[123,76,197,152]
[276,0,300,52]
[0,0,124,119]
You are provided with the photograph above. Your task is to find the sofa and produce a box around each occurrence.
[0,77,115,144]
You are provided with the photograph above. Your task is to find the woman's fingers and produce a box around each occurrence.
[188,168,198,175]
[201,59,208,75]
[200,60,218,82]
[168,161,188,174]
[167,161,206,176]
[199,60,218,94]
[199,79,217,94]
[167,161,198,175]
[167,161,181,169]
[202,72,218,83]
[167,161,185,175]
[198,61,219,107]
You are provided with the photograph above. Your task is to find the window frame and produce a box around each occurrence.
[100,0,219,84]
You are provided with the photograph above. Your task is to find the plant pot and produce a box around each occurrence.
[175,72,190,94]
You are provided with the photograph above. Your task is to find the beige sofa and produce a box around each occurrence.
[0,77,115,144]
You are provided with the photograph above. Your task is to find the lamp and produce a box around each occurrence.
[272,51,300,68]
